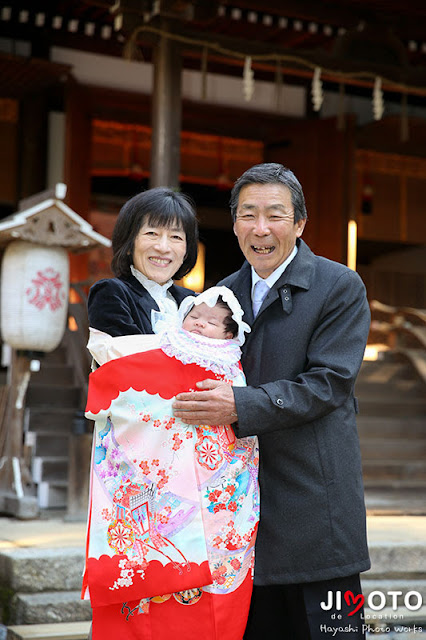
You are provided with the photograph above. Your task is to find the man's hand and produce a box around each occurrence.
[173,379,238,426]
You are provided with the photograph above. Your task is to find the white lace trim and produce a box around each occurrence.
[130,265,177,315]
[159,328,242,379]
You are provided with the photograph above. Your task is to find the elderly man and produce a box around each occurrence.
[173,163,370,640]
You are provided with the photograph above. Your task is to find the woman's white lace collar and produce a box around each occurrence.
[160,328,242,379]
[130,265,173,298]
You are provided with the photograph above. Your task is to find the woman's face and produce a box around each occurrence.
[133,222,187,284]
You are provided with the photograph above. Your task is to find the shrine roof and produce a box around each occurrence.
[0,184,111,252]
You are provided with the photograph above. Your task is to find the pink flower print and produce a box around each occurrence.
[152,459,160,467]
[228,501,238,512]
[158,505,172,525]
[107,519,134,554]
[212,536,223,548]
[230,558,241,571]
[157,469,169,490]
[212,566,227,585]
[213,503,226,514]
[208,489,221,503]
[196,436,223,470]
[139,460,150,474]
[153,420,161,428]
[225,484,236,496]
[164,417,175,430]
[141,413,151,422]
[185,431,193,439]
[172,434,183,451]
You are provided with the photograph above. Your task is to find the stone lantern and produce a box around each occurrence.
[0,184,111,518]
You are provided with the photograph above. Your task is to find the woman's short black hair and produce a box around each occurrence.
[111,187,199,280]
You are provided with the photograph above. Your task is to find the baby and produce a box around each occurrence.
[83,286,258,640]
[182,297,238,340]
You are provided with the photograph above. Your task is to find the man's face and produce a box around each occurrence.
[233,183,306,279]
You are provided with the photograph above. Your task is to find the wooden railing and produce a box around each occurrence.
[369,300,426,385]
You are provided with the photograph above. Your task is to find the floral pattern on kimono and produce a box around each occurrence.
[82,328,259,640]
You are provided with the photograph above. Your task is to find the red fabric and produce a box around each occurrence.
[91,568,253,640]
[86,349,220,415]
[86,556,212,606]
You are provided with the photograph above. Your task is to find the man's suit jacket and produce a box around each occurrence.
[88,274,192,336]
[220,239,371,586]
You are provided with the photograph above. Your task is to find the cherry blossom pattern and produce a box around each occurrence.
[110,558,136,591]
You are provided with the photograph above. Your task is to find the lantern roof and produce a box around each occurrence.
[0,184,111,253]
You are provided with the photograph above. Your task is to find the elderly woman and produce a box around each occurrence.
[87,186,199,337]
[84,187,198,640]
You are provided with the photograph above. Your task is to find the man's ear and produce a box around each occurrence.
[296,218,307,237]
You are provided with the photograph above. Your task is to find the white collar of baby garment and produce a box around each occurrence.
[160,328,242,380]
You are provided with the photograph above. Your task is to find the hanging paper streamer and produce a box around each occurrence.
[373,76,384,120]
[243,56,255,102]
[311,66,323,111]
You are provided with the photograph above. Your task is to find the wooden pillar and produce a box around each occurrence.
[19,93,48,199]
[0,350,39,518]
[64,80,91,283]
[150,22,182,188]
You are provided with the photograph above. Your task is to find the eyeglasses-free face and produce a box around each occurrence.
[182,302,234,340]
[132,223,187,284]
[233,183,306,279]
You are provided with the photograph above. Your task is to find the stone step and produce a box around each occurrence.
[357,359,411,378]
[30,366,75,387]
[0,548,84,593]
[33,433,70,458]
[364,480,426,490]
[6,621,91,640]
[362,460,426,483]
[32,457,68,484]
[10,592,92,626]
[37,481,68,509]
[356,379,425,399]
[368,543,426,578]
[365,487,426,515]
[360,439,426,461]
[26,408,77,433]
[358,397,426,418]
[26,386,81,409]
[357,417,426,440]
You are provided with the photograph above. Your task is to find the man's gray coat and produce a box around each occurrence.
[220,239,371,586]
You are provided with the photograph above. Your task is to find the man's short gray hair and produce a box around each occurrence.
[230,163,308,223]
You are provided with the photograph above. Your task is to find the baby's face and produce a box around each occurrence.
[182,302,233,340]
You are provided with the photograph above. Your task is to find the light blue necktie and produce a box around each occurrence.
[252,280,270,317]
